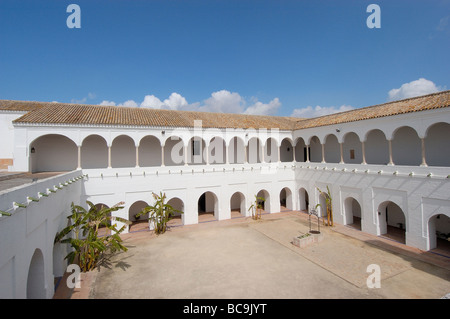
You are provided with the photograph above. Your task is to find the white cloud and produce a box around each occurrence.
[290,104,354,118]
[99,90,282,116]
[99,100,116,106]
[243,98,281,116]
[388,78,441,101]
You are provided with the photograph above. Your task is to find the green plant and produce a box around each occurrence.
[137,192,182,235]
[54,201,130,272]
[248,195,266,220]
[316,186,333,227]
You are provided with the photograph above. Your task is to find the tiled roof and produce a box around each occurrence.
[293,90,450,130]
[7,101,299,130]
[3,90,449,130]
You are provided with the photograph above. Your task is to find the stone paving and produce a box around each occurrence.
[59,211,450,299]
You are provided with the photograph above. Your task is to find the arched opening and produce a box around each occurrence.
[81,135,108,169]
[167,197,184,227]
[247,137,263,164]
[318,192,328,218]
[425,122,450,167]
[188,137,206,165]
[298,188,309,212]
[428,214,450,256]
[29,134,77,173]
[256,189,270,213]
[228,136,245,164]
[164,136,185,166]
[392,126,421,166]
[264,138,278,163]
[309,136,322,163]
[128,201,149,232]
[365,129,389,165]
[344,197,362,230]
[280,187,293,211]
[209,137,226,164]
[230,192,246,218]
[324,134,340,163]
[294,138,307,162]
[27,248,46,299]
[280,139,294,162]
[198,191,218,222]
[111,135,135,168]
[343,132,362,164]
[378,201,406,244]
[139,136,162,167]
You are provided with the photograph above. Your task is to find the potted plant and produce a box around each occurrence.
[248,195,266,220]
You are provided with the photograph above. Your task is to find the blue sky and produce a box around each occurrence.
[0,0,449,117]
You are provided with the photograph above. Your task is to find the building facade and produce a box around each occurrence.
[0,91,449,298]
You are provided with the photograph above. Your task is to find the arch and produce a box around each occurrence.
[198,191,218,221]
[294,138,307,162]
[344,197,362,230]
[280,187,293,210]
[377,201,406,244]
[129,200,149,222]
[392,126,421,166]
[81,135,108,169]
[208,137,226,164]
[167,197,184,227]
[298,187,309,212]
[256,189,270,213]
[111,135,135,168]
[309,136,322,163]
[428,214,450,254]
[230,192,246,218]
[324,134,340,163]
[342,132,362,164]
[164,135,185,166]
[247,137,263,164]
[27,248,46,299]
[425,122,450,167]
[280,138,294,162]
[139,135,162,167]
[365,129,389,165]
[29,134,77,173]
[264,137,278,163]
[188,137,207,165]
[228,136,245,164]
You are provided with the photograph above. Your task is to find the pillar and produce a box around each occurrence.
[161,144,165,167]
[306,145,310,163]
[339,143,344,164]
[388,139,394,166]
[321,143,325,163]
[361,141,367,165]
[135,146,139,168]
[420,138,427,167]
[77,146,81,169]
[107,146,112,169]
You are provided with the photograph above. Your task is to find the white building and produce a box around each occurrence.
[0,91,449,298]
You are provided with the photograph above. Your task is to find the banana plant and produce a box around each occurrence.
[137,192,183,235]
[54,201,130,272]
[248,195,266,220]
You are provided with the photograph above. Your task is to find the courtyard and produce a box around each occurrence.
[57,211,450,299]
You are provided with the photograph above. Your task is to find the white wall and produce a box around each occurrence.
[0,171,83,298]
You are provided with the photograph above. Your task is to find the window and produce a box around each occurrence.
[350,149,355,160]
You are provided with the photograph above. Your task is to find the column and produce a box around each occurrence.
[184,145,189,166]
[206,143,210,165]
[361,141,367,165]
[244,144,248,164]
[277,143,281,163]
[292,145,296,163]
[77,146,81,169]
[225,143,229,164]
[135,146,139,168]
[420,138,427,167]
[161,145,165,167]
[321,143,325,163]
[339,143,344,164]
[107,146,112,169]
[388,139,394,166]
[306,145,310,163]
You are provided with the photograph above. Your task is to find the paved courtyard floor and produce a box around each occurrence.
[61,211,450,299]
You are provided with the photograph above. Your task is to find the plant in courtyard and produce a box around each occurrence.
[54,201,130,272]
[248,195,265,220]
[316,186,333,226]
[136,192,182,235]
